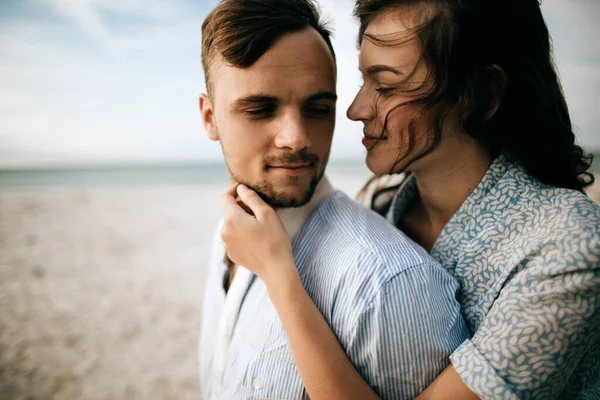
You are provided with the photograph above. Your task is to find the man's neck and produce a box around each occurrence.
[276,177,334,239]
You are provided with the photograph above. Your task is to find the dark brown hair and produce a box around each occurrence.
[201,0,336,93]
[355,0,594,194]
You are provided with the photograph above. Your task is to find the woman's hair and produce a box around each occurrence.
[355,0,594,194]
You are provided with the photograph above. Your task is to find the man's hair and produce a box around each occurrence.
[201,0,336,94]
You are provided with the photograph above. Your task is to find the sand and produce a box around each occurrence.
[0,177,367,400]
[0,178,598,400]
[0,185,221,399]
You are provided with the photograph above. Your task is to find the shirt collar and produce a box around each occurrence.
[387,154,516,228]
[429,154,523,267]
[276,176,334,240]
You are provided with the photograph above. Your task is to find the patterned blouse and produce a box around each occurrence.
[382,155,600,399]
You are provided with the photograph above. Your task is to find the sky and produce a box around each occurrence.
[0,0,598,169]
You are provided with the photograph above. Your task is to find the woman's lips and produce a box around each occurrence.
[362,135,387,148]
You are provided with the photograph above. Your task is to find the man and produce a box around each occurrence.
[198,0,468,398]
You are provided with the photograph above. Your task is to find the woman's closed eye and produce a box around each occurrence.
[375,86,396,96]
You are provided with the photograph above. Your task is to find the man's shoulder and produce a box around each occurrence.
[317,189,401,233]
[311,190,435,270]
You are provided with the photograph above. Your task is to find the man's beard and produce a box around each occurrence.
[226,151,324,209]
[239,173,322,208]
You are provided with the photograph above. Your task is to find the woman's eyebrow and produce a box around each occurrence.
[361,65,403,76]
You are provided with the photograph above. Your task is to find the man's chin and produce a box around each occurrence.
[245,175,320,209]
[255,187,313,209]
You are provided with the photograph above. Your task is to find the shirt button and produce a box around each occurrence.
[253,378,262,390]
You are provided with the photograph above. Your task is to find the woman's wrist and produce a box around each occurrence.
[266,272,306,316]
[263,257,302,298]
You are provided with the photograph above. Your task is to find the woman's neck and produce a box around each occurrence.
[408,139,492,245]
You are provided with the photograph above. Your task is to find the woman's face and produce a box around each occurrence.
[347,10,436,175]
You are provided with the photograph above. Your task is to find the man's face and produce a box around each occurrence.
[200,28,337,208]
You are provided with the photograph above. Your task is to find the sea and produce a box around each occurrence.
[1,154,598,191]
[0,160,373,191]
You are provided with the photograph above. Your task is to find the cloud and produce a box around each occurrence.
[0,0,598,169]
[318,0,365,161]
[0,0,368,168]
[540,0,600,149]
[37,0,192,52]
[0,0,215,168]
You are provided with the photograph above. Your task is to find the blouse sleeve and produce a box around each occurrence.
[450,234,600,400]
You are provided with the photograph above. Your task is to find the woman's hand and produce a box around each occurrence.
[220,184,299,286]
[222,185,382,400]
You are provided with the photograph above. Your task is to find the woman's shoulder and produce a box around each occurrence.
[474,166,600,266]
[438,161,600,274]
[504,166,600,233]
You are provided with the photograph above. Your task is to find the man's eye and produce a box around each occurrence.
[243,107,274,118]
[304,106,333,118]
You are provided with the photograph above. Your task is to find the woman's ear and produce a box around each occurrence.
[199,94,219,141]
[486,64,507,120]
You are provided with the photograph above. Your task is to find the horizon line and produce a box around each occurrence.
[1,151,599,173]
[0,158,371,173]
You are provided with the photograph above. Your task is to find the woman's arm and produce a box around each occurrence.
[267,262,478,400]
[416,366,479,400]
[221,184,477,400]
[222,184,380,399]
[266,263,381,399]
[446,257,600,399]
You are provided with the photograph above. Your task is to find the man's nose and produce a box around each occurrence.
[274,112,311,150]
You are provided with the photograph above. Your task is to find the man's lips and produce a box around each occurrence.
[268,163,313,169]
[267,162,315,176]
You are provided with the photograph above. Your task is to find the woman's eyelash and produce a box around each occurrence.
[375,87,396,95]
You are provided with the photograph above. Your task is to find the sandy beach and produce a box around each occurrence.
[0,176,598,400]
[0,176,367,400]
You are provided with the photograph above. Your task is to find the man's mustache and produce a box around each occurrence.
[264,152,319,166]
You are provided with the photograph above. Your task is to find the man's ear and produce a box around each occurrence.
[486,64,507,120]
[199,94,219,141]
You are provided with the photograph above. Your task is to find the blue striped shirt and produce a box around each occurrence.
[200,189,469,399]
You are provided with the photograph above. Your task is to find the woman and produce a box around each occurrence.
[221,0,600,398]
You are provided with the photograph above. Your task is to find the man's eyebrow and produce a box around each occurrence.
[361,65,403,76]
[232,92,337,109]
[233,95,278,108]
[304,91,337,102]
